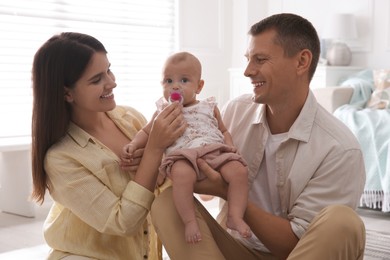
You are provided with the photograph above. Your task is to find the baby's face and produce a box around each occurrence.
[161,60,202,107]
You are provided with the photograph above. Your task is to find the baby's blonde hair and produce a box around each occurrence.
[164,51,202,78]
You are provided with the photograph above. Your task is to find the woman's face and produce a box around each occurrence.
[65,52,117,116]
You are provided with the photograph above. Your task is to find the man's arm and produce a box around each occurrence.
[195,158,298,259]
[245,201,298,259]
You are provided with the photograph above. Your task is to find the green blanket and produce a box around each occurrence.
[334,70,390,212]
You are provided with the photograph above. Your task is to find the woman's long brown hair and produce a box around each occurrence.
[31,32,106,204]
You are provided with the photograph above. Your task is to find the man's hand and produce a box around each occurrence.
[194,158,228,200]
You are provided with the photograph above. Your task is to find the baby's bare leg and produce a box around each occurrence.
[220,160,251,238]
[170,160,201,244]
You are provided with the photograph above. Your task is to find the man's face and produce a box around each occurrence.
[244,30,297,106]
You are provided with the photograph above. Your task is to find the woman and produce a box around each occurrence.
[31,32,185,259]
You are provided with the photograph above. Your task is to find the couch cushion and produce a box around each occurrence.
[312,86,353,113]
[366,69,390,109]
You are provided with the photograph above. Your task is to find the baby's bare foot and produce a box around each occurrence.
[184,219,202,244]
[226,216,252,238]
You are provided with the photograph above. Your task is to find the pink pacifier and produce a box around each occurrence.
[168,91,183,104]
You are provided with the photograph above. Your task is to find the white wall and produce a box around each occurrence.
[179,0,390,105]
[177,0,233,107]
[265,0,387,69]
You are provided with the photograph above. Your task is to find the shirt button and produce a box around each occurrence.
[143,255,148,259]
[144,230,148,235]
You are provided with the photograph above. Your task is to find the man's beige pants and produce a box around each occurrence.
[151,187,366,260]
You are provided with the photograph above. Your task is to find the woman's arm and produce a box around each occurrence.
[134,102,186,191]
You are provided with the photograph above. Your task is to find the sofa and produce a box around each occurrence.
[312,86,353,113]
[312,70,390,212]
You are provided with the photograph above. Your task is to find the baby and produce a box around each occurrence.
[121,52,250,243]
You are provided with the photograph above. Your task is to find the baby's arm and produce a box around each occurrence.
[214,106,236,151]
[198,106,237,202]
[123,128,149,157]
[120,114,154,169]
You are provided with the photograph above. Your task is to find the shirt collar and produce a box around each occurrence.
[288,90,317,142]
[67,122,95,148]
[66,108,125,148]
[257,90,317,143]
[244,98,263,126]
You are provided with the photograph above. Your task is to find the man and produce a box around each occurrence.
[152,13,366,260]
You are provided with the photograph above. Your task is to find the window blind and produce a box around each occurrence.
[0,0,175,137]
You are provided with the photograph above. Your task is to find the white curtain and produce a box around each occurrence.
[0,0,175,137]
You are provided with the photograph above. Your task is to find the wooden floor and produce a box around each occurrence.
[0,201,49,253]
[0,197,389,259]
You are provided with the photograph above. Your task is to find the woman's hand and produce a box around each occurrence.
[127,102,185,173]
[123,102,187,171]
[194,158,228,200]
[147,102,186,151]
[134,102,185,190]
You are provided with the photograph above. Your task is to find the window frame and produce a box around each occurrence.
[0,0,176,138]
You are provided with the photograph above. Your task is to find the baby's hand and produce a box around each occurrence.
[221,145,237,153]
[156,174,165,187]
[230,146,237,153]
[120,143,137,170]
[199,194,214,201]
